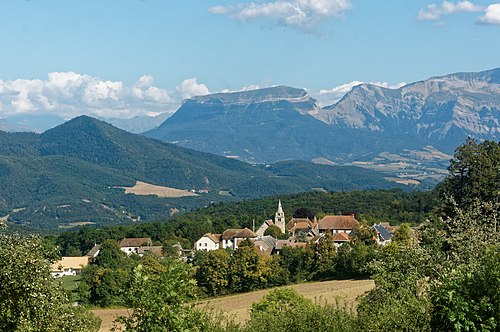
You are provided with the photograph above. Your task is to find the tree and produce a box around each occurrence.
[229,246,271,292]
[358,199,500,331]
[313,235,337,279]
[115,257,224,332]
[245,288,358,332]
[438,138,500,212]
[194,249,230,295]
[0,224,101,331]
[264,225,282,238]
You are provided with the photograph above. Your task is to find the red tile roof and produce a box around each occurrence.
[318,215,359,230]
[222,228,257,239]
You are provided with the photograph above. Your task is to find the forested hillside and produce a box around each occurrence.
[0,116,402,229]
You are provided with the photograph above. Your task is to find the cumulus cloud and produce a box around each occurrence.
[0,72,177,119]
[417,1,483,21]
[209,0,352,31]
[317,80,406,105]
[176,77,210,99]
[477,3,500,24]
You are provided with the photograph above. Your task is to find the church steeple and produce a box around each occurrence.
[275,200,286,234]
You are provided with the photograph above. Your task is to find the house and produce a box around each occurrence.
[119,237,153,255]
[172,242,194,260]
[253,235,277,256]
[286,217,317,235]
[195,233,221,251]
[194,228,258,252]
[221,228,257,250]
[51,256,89,278]
[331,232,351,248]
[372,223,393,245]
[85,244,101,260]
[274,239,308,254]
[318,215,360,234]
[137,246,164,257]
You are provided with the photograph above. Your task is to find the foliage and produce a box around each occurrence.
[278,246,314,282]
[263,224,282,238]
[194,249,230,295]
[335,241,375,278]
[0,228,101,331]
[313,235,338,279]
[359,198,500,331]
[115,256,227,332]
[438,138,500,213]
[244,288,358,332]
[229,246,272,293]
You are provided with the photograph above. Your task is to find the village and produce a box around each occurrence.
[51,201,395,278]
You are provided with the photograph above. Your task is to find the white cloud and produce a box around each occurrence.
[220,84,262,93]
[0,72,176,119]
[477,3,500,24]
[176,77,210,99]
[317,80,406,105]
[209,0,352,31]
[417,1,483,21]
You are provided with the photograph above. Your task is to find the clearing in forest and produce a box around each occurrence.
[121,181,198,198]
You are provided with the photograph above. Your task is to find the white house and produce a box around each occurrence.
[195,233,221,251]
[51,256,89,278]
[318,215,360,234]
[194,228,257,252]
[372,223,393,245]
[221,228,257,250]
[119,237,152,255]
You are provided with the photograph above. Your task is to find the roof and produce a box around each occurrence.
[119,238,152,247]
[318,215,359,230]
[372,224,393,241]
[137,246,164,257]
[286,217,314,231]
[222,228,257,239]
[259,235,277,248]
[331,232,351,242]
[275,240,308,250]
[51,256,89,271]
[200,233,221,244]
[85,244,101,257]
[289,221,313,232]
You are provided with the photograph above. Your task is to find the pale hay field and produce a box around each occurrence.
[122,181,198,198]
[93,279,374,331]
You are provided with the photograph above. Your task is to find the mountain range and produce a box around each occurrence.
[145,68,500,186]
[0,116,399,229]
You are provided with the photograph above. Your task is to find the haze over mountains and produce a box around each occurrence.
[0,116,399,229]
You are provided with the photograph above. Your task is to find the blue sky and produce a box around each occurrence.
[0,0,499,118]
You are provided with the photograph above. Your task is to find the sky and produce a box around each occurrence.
[0,0,499,119]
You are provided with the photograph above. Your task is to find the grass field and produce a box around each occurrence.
[93,279,374,332]
[59,275,81,302]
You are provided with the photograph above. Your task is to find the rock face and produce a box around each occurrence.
[317,68,500,151]
[145,86,338,163]
[146,68,500,165]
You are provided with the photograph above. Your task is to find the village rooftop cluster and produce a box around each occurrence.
[50,201,394,278]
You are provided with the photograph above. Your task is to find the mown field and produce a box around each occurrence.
[93,279,374,332]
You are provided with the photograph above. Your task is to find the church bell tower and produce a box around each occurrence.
[275,200,286,234]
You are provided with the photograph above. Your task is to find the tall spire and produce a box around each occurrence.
[277,200,283,214]
[275,200,285,234]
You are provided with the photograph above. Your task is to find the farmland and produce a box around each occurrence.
[93,279,374,331]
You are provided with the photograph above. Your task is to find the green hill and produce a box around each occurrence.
[0,116,402,230]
